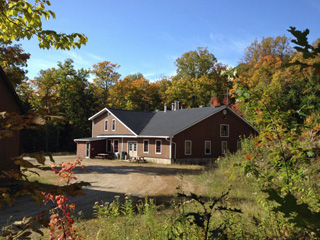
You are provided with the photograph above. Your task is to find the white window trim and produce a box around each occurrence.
[127,141,138,152]
[185,140,192,155]
[85,142,90,158]
[113,139,119,153]
[112,119,116,131]
[143,139,149,153]
[104,119,108,131]
[205,141,211,155]
[155,140,162,154]
[220,124,229,137]
[222,141,228,154]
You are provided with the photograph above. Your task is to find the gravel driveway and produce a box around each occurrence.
[0,156,203,230]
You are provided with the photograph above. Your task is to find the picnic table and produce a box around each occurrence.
[95,153,113,159]
[130,156,147,163]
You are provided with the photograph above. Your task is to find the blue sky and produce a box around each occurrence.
[17,0,320,81]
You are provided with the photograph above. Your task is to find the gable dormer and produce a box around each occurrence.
[89,108,136,137]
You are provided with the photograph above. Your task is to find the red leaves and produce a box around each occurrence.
[42,158,86,240]
[245,153,251,160]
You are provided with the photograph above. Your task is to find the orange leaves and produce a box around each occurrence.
[245,153,251,160]
[51,158,84,185]
[42,158,86,240]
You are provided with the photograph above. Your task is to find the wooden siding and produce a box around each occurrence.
[76,140,107,158]
[173,108,257,160]
[76,142,87,158]
[77,138,170,160]
[92,112,133,137]
[0,69,24,171]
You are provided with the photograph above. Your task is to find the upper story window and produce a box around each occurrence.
[155,140,162,154]
[205,141,211,155]
[143,140,149,153]
[112,119,116,131]
[220,124,229,137]
[185,140,192,155]
[104,120,108,131]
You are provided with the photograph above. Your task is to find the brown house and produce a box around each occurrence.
[75,105,258,164]
[0,66,25,171]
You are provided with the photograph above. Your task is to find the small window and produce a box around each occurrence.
[155,140,162,154]
[114,139,119,152]
[220,124,229,137]
[222,141,228,155]
[112,119,116,131]
[143,140,149,153]
[205,141,211,155]
[185,140,192,155]
[104,120,108,131]
[237,140,241,151]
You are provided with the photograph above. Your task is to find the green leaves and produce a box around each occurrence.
[0,0,88,50]
[263,188,320,235]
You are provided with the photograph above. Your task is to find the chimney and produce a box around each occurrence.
[222,94,230,105]
[164,103,167,112]
[209,96,221,107]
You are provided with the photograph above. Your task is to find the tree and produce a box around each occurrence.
[243,36,294,63]
[0,40,30,87]
[24,59,99,152]
[90,61,121,107]
[175,47,218,80]
[169,48,230,108]
[0,0,88,49]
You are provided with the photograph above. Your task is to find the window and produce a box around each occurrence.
[143,140,149,153]
[185,140,192,155]
[107,139,112,152]
[104,120,108,131]
[155,140,162,154]
[112,119,116,131]
[220,124,229,137]
[113,139,119,152]
[237,140,241,151]
[86,142,90,158]
[205,141,211,155]
[222,141,228,155]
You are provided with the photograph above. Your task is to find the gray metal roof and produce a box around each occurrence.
[89,106,226,137]
[107,108,155,134]
[97,133,135,137]
[74,137,103,142]
[139,106,225,136]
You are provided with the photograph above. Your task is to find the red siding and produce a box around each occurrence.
[0,69,24,172]
[173,108,257,160]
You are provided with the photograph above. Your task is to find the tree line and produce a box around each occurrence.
[1,31,320,153]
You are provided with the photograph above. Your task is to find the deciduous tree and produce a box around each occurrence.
[0,40,30,87]
[0,0,88,49]
[90,61,121,107]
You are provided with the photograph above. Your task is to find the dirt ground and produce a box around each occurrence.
[0,156,204,230]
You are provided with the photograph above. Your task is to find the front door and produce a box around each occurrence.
[128,141,138,158]
[86,142,90,158]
